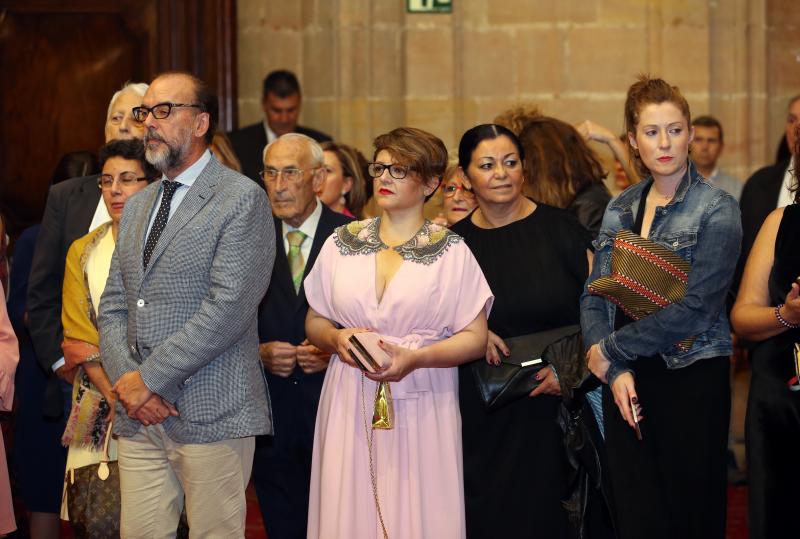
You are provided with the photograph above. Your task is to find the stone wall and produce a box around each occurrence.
[237,0,800,181]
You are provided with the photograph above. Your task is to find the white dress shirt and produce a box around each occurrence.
[264,120,278,145]
[281,198,322,264]
[89,197,112,232]
[777,157,797,208]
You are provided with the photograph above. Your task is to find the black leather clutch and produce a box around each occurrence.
[471,325,583,412]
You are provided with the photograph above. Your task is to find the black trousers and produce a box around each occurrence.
[746,335,800,539]
[603,355,730,539]
[252,376,321,539]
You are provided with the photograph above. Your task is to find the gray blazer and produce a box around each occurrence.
[100,156,275,444]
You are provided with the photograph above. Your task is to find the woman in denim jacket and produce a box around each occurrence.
[581,76,742,539]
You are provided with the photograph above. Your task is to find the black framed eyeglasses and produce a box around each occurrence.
[97,172,147,189]
[367,162,413,180]
[131,102,203,122]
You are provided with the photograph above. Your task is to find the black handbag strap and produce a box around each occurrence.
[632,182,652,236]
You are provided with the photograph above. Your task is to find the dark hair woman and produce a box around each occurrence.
[60,139,157,523]
[731,122,800,539]
[581,76,742,539]
[453,124,595,538]
[319,141,369,218]
[518,116,612,238]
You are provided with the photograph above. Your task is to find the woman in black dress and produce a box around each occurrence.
[452,124,594,538]
[731,129,800,539]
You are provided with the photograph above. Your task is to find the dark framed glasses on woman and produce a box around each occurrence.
[98,172,147,189]
[367,162,413,180]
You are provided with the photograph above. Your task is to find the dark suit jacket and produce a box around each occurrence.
[257,203,350,411]
[27,175,101,416]
[228,122,333,186]
[734,159,789,293]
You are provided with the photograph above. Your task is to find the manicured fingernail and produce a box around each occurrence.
[631,396,638,404]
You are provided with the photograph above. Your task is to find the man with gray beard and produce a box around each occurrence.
[99,72,275,537]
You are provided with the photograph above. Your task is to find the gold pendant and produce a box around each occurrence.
[372,381,394,430]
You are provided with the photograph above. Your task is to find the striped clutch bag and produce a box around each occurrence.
[588,229,695,351]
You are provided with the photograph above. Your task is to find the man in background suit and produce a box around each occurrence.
[228,70,332,184]
[691,115,743,199]
[101,72,274,537]
[254,133,351,538]
[735,94,799,291]
[24,81,148,539]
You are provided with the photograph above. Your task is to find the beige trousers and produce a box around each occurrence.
[117,424,255,539]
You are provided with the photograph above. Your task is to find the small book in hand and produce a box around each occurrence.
[348,332,391,373]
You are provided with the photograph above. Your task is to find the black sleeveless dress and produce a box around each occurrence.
[746,203,800,539]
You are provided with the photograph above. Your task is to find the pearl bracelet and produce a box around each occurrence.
[775,304,800,329]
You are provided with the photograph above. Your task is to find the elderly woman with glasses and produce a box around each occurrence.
[59,139,158,522]
[438,163,478,226]
[304,127,493,538]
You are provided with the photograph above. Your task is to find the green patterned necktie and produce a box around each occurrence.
[286,230,308,293]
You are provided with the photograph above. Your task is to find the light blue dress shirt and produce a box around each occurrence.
[145,149,212,237]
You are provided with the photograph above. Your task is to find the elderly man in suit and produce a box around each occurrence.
[100,72,275,538]
[253,133,351,538]
[24,81,148,539]
[228,70,332,184]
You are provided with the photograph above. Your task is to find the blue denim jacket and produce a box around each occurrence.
[580,163,742,384]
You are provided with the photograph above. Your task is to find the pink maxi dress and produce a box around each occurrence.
[0,282,18,535]
[304,219,493,539]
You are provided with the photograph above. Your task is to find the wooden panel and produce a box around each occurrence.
[0,0,237,239]
[0,6,146,233]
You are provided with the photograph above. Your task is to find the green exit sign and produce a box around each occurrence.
[407,0,452,13]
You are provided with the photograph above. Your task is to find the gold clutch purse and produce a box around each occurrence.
[349,332,394,430]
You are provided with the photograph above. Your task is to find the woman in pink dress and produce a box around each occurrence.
[0,282,18,536]
[304,127,493,538]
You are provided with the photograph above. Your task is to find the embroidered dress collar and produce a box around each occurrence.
[334,217,461,265]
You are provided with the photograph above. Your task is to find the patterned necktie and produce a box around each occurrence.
[142,180,181,269]
[286,230,308,293]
